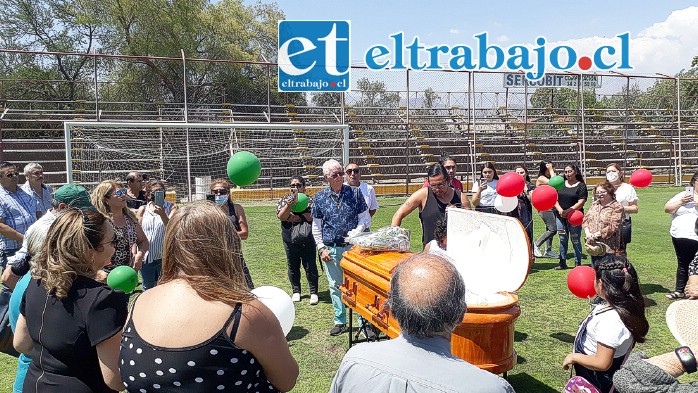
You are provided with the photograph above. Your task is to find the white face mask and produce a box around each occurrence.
[214,194,229,206]
[606,172,619,182]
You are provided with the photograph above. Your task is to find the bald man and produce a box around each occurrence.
[330,254,515,393]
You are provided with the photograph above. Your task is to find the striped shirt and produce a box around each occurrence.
[21,182,53,215]
[0,186,39,250]
[141,201,173,263]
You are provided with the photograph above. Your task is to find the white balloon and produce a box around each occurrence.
[494,195,518,213]
[251,286,295,336]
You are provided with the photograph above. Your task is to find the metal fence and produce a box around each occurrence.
[1,49,697,196]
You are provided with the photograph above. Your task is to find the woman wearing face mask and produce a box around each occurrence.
[210,179,253,288]
[582,182,626,267]
[605,164,638,254]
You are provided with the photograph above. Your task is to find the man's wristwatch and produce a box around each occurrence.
[675,346,697,374]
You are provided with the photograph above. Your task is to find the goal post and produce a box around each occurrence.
[64,121,350,201]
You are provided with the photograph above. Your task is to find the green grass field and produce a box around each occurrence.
[1,186,697,392]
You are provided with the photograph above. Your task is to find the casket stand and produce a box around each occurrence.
[339,247,520,375]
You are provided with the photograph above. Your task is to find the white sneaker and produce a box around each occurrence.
[291,293,301,302]
[533,245,542,258]
[309,294,319,305]
[543,250,559,259]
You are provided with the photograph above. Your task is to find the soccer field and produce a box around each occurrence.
[1,186,697,392]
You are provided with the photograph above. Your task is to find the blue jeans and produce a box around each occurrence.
[323,245,350,325]
[140,259,162,291]
[559,218,583,267]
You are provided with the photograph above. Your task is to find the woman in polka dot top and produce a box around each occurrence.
[119,203,299,392]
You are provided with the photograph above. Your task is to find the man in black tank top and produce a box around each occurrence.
[392,163,472,246]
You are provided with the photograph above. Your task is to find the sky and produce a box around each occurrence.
[267,0,698,77]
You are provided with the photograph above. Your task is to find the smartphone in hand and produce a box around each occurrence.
[479,178,488,188]
[687,186,695,200]
[152,190,165,207]
[206,194,215,202]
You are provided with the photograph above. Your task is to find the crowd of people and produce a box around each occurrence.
[0,157,696,392]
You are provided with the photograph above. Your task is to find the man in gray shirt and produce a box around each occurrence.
[330,253,515,393]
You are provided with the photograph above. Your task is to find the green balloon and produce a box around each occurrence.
[292,193,309,212]
[549,175,565,190]
[227,151,261,187]
[107,266,139,293]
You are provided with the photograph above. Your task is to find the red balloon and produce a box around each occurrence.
[568,210,584,226]
[496,172,526,197]
[567,266,597,298]
[629,169,652,188]
[531,185,558,211]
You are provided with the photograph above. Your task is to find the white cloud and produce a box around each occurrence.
[449,28,460,34]
[545,6,698,75]
[497,35,510,43]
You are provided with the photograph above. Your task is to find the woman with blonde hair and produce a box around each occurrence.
[13,209,128,392]
[209,179,253,288]
[119,203,298,392]
[91,180,148,277]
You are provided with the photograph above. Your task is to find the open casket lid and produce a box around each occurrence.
[445,208,531,295]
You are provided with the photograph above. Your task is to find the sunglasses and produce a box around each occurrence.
[111,189,127,197]
[210,188,229,195]
[345,168,360,174]
[290,184,303,188]
[101,233,119,247]
[4,172,18,178]
[328,171,344,179]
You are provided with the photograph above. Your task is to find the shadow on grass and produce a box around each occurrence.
[516,354,527,364]
[515,331,528,342]
[640,283,670,296]
[550,332,575,344]
[644,297,658,308]
[507,373,558,392]
[529,262,561,272]
[287,326,310,342]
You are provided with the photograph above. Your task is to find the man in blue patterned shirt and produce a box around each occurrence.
[312,159,370,336]
[0,162,40,268]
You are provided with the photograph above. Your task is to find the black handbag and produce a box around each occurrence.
[0,288,19,357]
[621,217,632,244]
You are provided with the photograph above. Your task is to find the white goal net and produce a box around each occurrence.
[64,121,349,201]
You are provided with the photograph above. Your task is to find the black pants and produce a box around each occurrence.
[671,236,698,293]
[283,241,319,294]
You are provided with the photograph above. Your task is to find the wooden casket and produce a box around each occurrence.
[339,209,530,375]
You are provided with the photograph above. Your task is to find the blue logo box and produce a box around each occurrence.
[278,21,350,92]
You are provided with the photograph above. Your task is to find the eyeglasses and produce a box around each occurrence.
[429,181,449,189]
[4,172,18,178]
[210,188,229,195]
[328,171,344,179]
[444,165,456,170]
[111,189,127,197]
[290,184,303,188]
[345,168,360,174]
